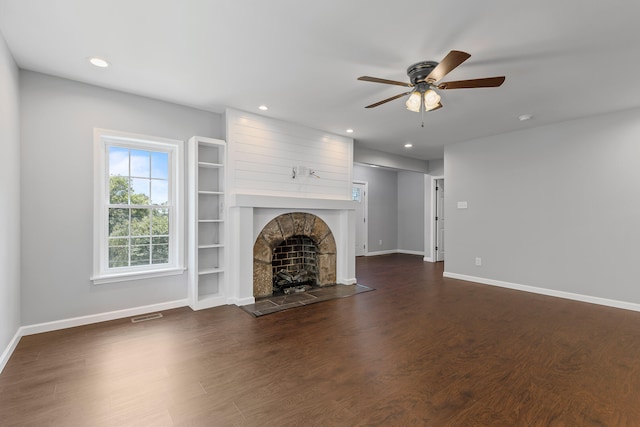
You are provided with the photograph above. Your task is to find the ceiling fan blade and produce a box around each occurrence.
[424,50,471,83]
[358,76,412,87]
[365,92,412,108]
[437,76,506,89]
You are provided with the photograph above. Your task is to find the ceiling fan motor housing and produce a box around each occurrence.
[407,61,438,85]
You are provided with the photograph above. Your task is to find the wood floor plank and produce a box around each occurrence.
[3,254,640,425]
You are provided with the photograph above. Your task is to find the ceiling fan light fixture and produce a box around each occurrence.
[405,91,422,112]
[423,89,441,110]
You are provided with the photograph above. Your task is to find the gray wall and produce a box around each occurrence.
[353,164,398,252]
[445,107,640,303]
[354,165,428,255]
[397,170,425,253]
[0,32,21,359]
[354,143,428,173]
[20,71,222,325]
[428,159,444,176]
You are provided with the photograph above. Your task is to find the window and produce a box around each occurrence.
[92,129,184,284]
[352,187,362,202]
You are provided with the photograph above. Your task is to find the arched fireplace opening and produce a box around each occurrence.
[253,212,336,297]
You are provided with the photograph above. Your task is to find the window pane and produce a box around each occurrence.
[109,237,128,247]
[151,151,169,179]
[151,180,168,205]
[152,244,169,264]
[131,236,150,246]
[131,178,151,204]
[109,246,129,268]
[109,208,130,237]
[109,176,130,204]
[352,187,361,202]
[130,150,150,177]
[130,244,150,266]
[130,208,150,236]
[152,236,169,245]
[109,146,129,176]
[152,209,169,235]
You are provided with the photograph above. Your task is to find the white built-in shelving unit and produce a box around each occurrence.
[188,136,226,310]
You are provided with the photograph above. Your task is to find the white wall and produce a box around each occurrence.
[0,31,21,369]
[397,170,425,253]
[226,109,353,199]
[353,164,398,253]
[225,110,356,302]
[19,71,222,325]
[445,107,640,305]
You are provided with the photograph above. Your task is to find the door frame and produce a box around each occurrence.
[426,175,444,263]
[352,180,369,256]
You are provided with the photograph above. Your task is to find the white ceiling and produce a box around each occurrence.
[1,0,640,160]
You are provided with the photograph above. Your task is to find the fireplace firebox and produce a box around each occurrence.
[272,235,318,294]
[253,212,336,297]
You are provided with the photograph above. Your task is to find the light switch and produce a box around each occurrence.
[457,201,468,209]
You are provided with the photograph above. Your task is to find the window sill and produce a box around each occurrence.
[91,267,186,285]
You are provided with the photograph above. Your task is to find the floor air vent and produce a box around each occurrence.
[131,313,163,323]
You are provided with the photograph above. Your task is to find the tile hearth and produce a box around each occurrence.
[241,284,373,317]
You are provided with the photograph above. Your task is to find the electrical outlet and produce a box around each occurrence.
[475,257,482,266]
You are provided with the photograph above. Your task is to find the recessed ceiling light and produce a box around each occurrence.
[259,105,268,111]
[346,129,354,134]
[404,143,413,148]
[518,114,533,121]
[89,57,110,68]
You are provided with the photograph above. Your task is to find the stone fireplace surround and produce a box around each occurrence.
[253,212,337,297]
[227,194,357,305]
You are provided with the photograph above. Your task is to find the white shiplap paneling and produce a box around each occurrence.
[226,109,353,200]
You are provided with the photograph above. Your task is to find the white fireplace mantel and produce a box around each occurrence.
[229,193,356,210]
[225,193,357,306]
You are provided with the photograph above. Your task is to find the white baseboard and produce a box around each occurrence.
[0,328,23,374]
[228,296,255,306]
[396,249,425,256]
[443,272,640,313]
[423,256,434,262]
[21,299,189,336]
[365,249,396,256]
[366,249,425,257]
[340,277,358,285]
[2,299,187,374]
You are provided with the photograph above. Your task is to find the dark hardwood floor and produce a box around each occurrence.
[2,254,640,426]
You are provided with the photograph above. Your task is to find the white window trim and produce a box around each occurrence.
[92,128,185,284]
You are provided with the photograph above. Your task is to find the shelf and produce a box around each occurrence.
[198,161,224,168]
[193,293,227,310]
[199,267,224,275]
[188,136,226,311]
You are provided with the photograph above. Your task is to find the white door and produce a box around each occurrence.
[352,182,368,256]
[435,179,445,261]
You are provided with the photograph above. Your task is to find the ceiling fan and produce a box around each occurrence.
[358,50,505,122]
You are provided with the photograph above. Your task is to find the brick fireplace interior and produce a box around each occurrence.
[272,235,318,293]
[253,212,337,297]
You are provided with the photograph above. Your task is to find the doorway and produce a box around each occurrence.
[428,176,445,262]
[352,181,368,256]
